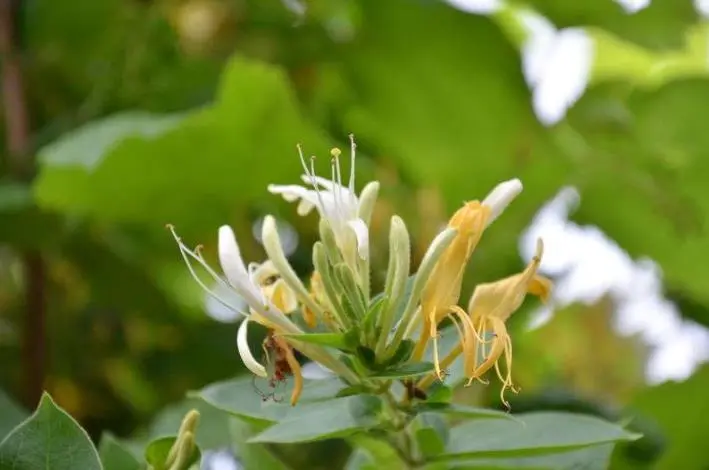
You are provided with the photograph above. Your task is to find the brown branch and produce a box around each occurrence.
[1,0,47,408]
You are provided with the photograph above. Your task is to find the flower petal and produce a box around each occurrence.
[267,184,320,215]
[347,218,370,260]
[236,318,268,378]
[218,225,264,309]
[482,178,523,227]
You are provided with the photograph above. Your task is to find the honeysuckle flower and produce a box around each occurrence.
[412,178,524,379]
[268,136,374,264]
[461,238,552,407]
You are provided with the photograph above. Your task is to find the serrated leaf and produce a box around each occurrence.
[144,436,200,470]
[0,393,101,470]
[369,362,435,379]
[99,433,142,470]
[248,395,382,444]
[441,412,639,460]
[194,375,345,423]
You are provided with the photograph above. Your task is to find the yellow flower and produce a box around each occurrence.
[412,177,524,379]
[412,200,490,376]
[461,238,552,407]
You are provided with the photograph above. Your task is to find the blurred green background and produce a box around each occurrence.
[2,0,709,468]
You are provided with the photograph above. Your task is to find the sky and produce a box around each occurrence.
[202,1,709,467]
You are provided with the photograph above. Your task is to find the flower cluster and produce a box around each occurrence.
[169,135,552,407]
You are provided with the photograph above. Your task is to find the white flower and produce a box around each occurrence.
[482,178,523,226]
[167,224,299,332]
[268,135,371,260]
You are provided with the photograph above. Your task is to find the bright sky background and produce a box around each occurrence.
[202,1,709,467]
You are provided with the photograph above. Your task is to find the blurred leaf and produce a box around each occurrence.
[34,56,329,231]
[337,0,563,283]
[618,365,709,468]
[441,443,614,469]
[515,0,698,50]
[144,436,200,470]
[99,433,142,470]
[147,399,231,451]
[194,375,345,423]
[248,395,382,444]
[347,434,407,470]
[413,413,448,459]
[442,412,639,459]
[0,393,101,469]
[229,419,289,470]
[0,391,27,441]
[368,362,434,379]
[565,78,709,318]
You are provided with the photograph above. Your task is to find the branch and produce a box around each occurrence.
[1,0,47,408]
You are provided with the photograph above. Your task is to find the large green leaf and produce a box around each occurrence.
[248,394,382,443]
[0,393,101,470]
[514,0,699,50]
[615,365,709,468]
[564,78,709,317]
[98,433,142,470]
[229,419,290,470]
[442,411,638,459]
[335,0,566,282]
[34,56,329,232]
[439,443,614,469]
[194,375,346,423]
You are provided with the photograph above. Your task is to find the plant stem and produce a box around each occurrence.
[1,0,47,408]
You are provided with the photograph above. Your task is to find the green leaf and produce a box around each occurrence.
[413,413,449,459]
[0,390,27,441]
[34,55,329,231]
[425,383,453,404]
[144,436,200,470]
[616,364,709,468]
[148,399,232,451]
[194,375,345,424]
[355,346,378,370]
[347,434,407,470]
[439,443,615,469]
[564,79,709,316]
[441,412,639,460]
[512,0,698,51]
[337,0,561,280]
[368,362,435,379]
[229,419,289,470]
[248,395,382,444]
[0,393,101,470]
[381,339,415,368]
[282,332,353,351]
[413,403,520,423]
[99,433,142,470]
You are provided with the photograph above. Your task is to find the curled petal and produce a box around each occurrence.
[237,319,267,378]
[347,218,370,260]
[482,178,523,227]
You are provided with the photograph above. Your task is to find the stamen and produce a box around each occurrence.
[166,225,247,318]
[330,156,342,218]
[330,147,344,211]
[348,134,356,194]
